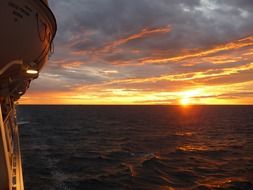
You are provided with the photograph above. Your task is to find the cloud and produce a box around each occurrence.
[98,26,172,52]
[140,36,253,64]
[20,0,253,104]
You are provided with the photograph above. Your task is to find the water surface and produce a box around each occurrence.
[17,105,253,190]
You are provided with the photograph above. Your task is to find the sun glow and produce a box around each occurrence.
[179,89,202,105]
[20,83,253,105]
[180,97,191,105]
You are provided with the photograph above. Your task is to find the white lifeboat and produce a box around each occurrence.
[0,1,56,190]
[0,0,57,100]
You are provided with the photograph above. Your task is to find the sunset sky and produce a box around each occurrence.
[21,0,253,105]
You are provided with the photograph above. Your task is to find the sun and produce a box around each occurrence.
[179,89,202,106]
[180,97,191,106]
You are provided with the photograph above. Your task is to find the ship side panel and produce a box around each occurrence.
[0,106,11,190]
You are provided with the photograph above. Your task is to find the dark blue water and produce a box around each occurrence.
[17,105,253,190]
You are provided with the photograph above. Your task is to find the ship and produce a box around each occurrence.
[0,0,57,189]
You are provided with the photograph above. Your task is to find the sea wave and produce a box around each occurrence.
[17,105,253,190]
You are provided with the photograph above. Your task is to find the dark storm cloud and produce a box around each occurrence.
[55,1,251,83]
[46,0,253,76]
[51,0,253,52]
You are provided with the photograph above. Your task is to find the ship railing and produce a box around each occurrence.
[0,98,24,190]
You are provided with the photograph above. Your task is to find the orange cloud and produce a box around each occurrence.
[61,61,83,69]
[100,26,172,52]
[73,63,253,90]
[141,36,253,64]
[21,32,253,105]
[20,81,253,105]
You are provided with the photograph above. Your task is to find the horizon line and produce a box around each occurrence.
[17,104,253,106]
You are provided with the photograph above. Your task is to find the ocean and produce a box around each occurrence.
[17,105,253,190]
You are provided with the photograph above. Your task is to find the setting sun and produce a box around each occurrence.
[180,98,191,105]
[179,89,202,105]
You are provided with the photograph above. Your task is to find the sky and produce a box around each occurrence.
[21,0,253,105]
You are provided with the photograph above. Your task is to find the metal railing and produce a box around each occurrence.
[0,98,24,190]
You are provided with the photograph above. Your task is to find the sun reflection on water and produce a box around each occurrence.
[177,145,209,152]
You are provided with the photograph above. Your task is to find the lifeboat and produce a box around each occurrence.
[0,0,57,100]
[0,1,56,190]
